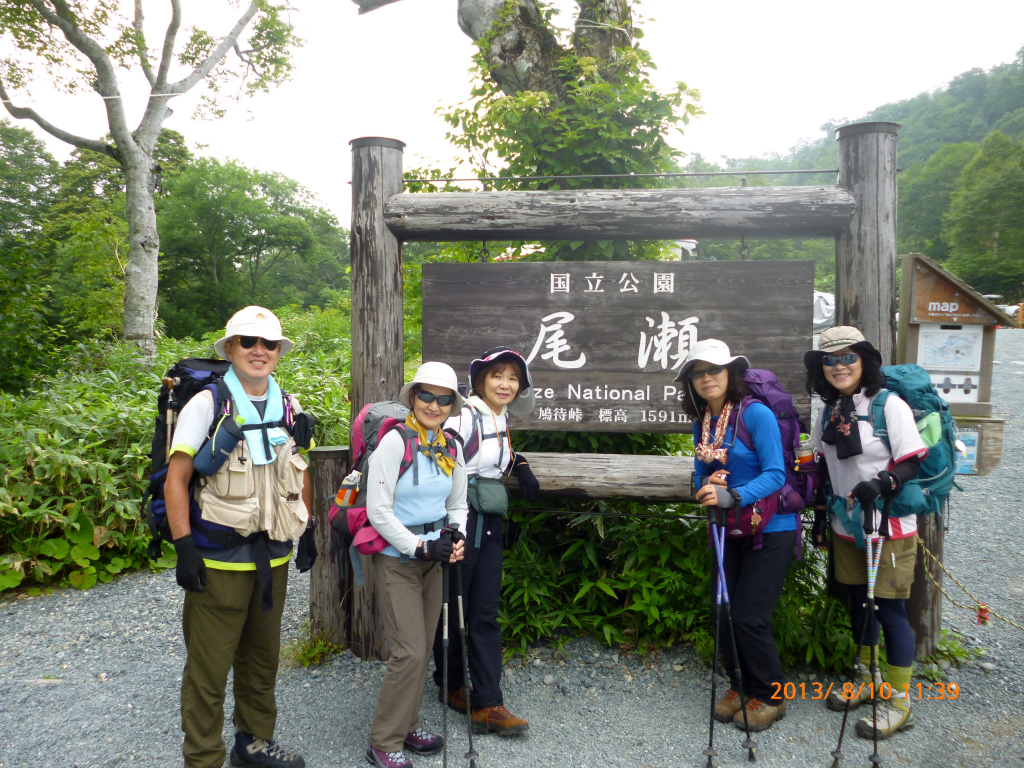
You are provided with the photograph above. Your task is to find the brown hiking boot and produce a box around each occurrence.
[713,689,744,723]
[438,685,471,712]
[733,697,786,732]
[471,705,529,735]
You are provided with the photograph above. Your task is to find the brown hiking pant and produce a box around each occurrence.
[369,555,443,752]
[180,564,288,768]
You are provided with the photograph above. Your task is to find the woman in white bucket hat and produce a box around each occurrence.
[674,339,790,733]
[365,362,468,768]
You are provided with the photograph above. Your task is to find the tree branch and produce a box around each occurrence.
[134,0,157,86]
[168,2,260,94]
[0,79,116,159]
[155,0,182,87]
[26,0,133,143]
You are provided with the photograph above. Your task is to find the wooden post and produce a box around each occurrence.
[835,122,899,364]
[909,514,943,660]
[308,447,350,646]
[348,136,405,660]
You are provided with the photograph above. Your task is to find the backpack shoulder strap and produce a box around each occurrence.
[731,396,756,452]
[868,389,894,448]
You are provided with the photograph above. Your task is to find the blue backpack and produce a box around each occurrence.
[826,363,960,523]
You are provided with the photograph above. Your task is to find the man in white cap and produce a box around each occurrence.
[165,306,312,768]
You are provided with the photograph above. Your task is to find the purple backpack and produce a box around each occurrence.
[727,370,820,553]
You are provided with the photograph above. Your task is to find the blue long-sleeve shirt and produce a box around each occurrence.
[692,401,792,533]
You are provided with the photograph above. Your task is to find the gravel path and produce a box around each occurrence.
[2,330,1023,768]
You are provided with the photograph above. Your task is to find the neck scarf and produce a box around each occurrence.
[223,366,288,465]
[822,395,863,459]
[695,402,734,464]
[405,413,457,477]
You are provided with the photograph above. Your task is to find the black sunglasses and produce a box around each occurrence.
[238,336,280,351]
[688,364,726,380]
[823,352,859,367]
[414,389,456,407]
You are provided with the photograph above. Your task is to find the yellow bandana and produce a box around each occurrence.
[405,414,457,477]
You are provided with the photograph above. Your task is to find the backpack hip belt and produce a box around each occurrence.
[347,514,450,586]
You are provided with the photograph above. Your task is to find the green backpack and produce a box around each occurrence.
[827,363,960,516]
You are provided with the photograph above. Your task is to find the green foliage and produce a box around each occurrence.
[0,239,62,392]
[897,142,980,261]
[282,625,344,667]
[918,629,983,683]
[159,157,349,339]
[439,15,700,261]
[500,508,854,674]
[943,131,1024,300]
[0,119,57,239]
[0,306,350,593]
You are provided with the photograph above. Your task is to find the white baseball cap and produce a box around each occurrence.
[214,306,294,359]
[399,362,465,411]
[672,339,749,382]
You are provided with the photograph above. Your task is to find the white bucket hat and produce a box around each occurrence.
[672,339,749,383]
[214,306,294,359]
[399,362,465,412]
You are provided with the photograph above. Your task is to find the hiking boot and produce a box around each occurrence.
[230,732,305,768]
[365,745,413,768]
[471,705,530,735]
[855,695,914,740]
[826,666,882,712]
[713,689,744,723]
[403,727,443,754]
[438,685,471,712]
[733,698,786,732]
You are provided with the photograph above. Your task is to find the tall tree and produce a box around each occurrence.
[0,1,299,353]
[0,118,58,240]
[943,131,1024,301]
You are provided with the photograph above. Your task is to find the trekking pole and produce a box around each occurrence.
[702,524,725,768]
[828,500,886,768]
[162,377,179,458]
[454,563,479,768]
[442,562,450,768]
[866,500,890,768]
[712,519,757,762]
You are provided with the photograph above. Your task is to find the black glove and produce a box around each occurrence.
[515,462,540,502]
[811,508,830,548]
[173,534,207,593]
[851,479,883,511]
[421,536,454,562]
[296,524,318,573]
[875,470,901,499]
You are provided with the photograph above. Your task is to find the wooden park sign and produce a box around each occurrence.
[423,259,815,430]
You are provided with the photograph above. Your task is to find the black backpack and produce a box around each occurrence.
[143,358,315,560]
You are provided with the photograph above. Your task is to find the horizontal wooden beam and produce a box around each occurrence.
[385,186,857,241]
[501,452,696,502]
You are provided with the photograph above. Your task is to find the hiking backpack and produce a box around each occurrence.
[143,358,310,561]
[728,368,820,516]
[327,401,459,584]
[824,363,960,519]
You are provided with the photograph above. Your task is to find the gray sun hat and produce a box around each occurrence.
[804,326,881,369]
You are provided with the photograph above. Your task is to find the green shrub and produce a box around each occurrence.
[0,306,350,592]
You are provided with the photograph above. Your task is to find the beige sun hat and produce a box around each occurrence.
[673,339,750,383]
[399,362,465,411]
[804,325,881,369]
[214,306,294,359]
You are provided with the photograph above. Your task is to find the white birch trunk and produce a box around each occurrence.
[121,149,160,355]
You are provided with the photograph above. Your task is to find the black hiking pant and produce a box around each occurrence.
[432,507,504,708]
[712,530,795,704]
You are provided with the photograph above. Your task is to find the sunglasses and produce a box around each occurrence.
[823,352,860,367]
[688,364,726,380]
[414,389,456,407]
[237,336,280,351]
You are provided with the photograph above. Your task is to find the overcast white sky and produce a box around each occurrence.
[11,0,1024,222]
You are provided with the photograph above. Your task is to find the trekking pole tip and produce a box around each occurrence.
[830,748,844,768]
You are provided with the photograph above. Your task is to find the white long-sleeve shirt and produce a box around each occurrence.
[365,429,468,557]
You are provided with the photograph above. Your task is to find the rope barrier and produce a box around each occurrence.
[916,534,1024,634]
